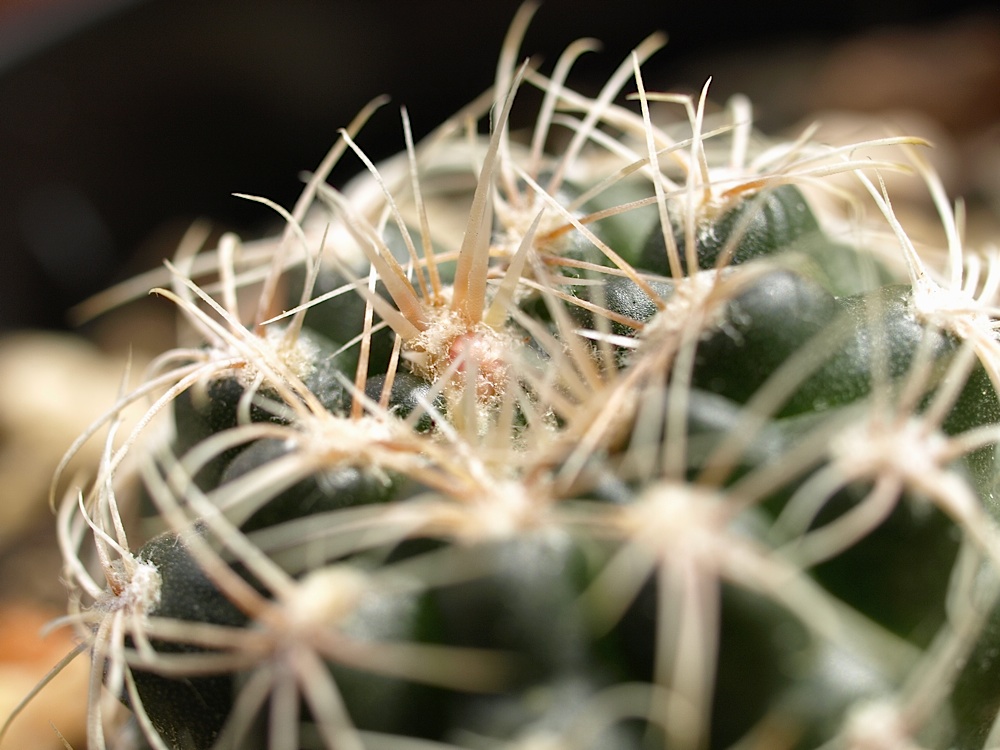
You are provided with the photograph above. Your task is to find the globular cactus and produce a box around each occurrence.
[15,4,1000,749]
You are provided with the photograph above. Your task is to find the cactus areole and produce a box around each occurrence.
[21,5,1000,750]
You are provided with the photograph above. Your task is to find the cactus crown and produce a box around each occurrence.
[8,4,1000,750]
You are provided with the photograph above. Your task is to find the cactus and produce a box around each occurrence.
[12,4,1000,749]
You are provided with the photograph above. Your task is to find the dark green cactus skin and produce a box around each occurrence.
[296,268,395,378]
[779,284,957,416]
[355,370,442,432]
[804,483,961,645]
[430,532,601,686]
[640,184,822,274]
[323,586,451,739]
[130,534,451,749]
[773,640,895,748]
[575,275,675,338]
[172,330,350,488]
[615,573,812,750]
[220,438,399,532]
[689,268,841,410]
[445,672,646,748]
[129,532,248,750]
[171,373,273,488]
[953,601,1000,749]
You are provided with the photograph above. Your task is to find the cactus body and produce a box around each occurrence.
[43,8,1000,750]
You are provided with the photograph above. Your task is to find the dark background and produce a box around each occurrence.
[1,0,996,331]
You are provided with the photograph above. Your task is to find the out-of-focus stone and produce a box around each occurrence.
[0,602,88,750]
[0,331,150,549]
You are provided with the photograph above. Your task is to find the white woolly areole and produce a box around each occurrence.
[126,559,162,614]
[404,303,516,404]
[296,413,421,483]
[284,566,368,629]
[202,324,321,394]
[101,557,163,618]
[841,700,919,750]
[829,414,950,483]
[404,305,472,382]
[493,189,584,260]
[258,325,322,383]
[472,479,546,540]
[911,274,999,357]
[629,481,727,559]
[637,270,725,350]
[512,735,564,750]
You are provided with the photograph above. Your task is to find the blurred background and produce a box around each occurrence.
[0,0,998,746]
